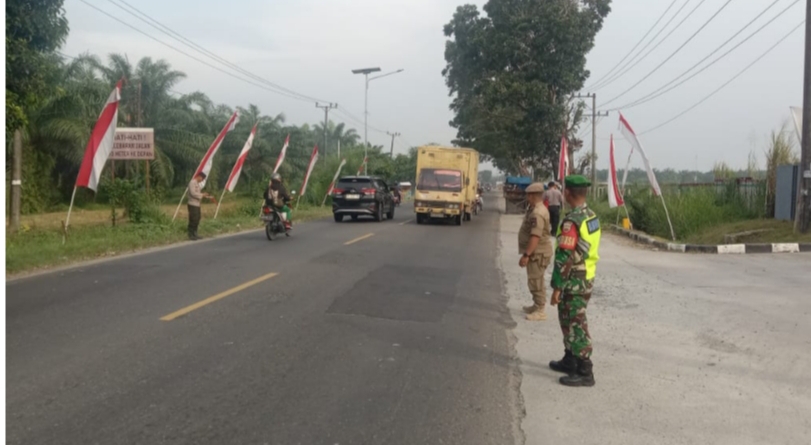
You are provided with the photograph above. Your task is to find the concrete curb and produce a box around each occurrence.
[609,225,811,254]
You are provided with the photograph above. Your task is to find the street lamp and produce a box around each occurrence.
[352,67,404,163]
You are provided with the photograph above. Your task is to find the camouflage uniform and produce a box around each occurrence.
[551,204,600,359]
[548,185,601,387]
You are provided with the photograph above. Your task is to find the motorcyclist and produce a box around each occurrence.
[264,173,292,229]
[391,183,402,204]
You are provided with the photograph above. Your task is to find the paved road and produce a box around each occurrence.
[7,204,520,445]
[499,212,811,445]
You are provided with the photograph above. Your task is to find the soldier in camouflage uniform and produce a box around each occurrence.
[549,175,601,387]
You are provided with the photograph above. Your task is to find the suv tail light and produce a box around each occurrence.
[361,188,376,195]
[332,188,345,195]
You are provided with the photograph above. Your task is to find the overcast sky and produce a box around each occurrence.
[63,0,805,172]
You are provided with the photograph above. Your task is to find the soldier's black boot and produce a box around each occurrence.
[549,350,576,374]
[559,358,595,387]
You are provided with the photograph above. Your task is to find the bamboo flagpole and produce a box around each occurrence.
[607,134,632,229]
[215,123,258,219]
[322,158,347,206]
[172,110,240,221]
[618,113,675,241]
[64,80,123,244]
[296,145,319,211]
[356,156,367,175]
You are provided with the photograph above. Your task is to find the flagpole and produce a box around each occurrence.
[214,187,227,219]
[659,194,676,241]
[63,186,78,245]
[172,189,188,222]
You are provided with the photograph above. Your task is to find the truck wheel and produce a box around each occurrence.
[455,214,462,226]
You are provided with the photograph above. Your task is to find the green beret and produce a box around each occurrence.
[564,175,591,188]
[526,182,545,193]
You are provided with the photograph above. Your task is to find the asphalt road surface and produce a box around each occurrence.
[6,204,520,445]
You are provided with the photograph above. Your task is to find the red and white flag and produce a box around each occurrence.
[224,123,258,192]
[356,156,368,175]
[607,134,624,208]
[299,145,319,197]
[273,134,290,174]
[557,134,569,183]
[327,158,347,196]
[196,110,240,188]
[618,112,661,196]
[75,80,123,191]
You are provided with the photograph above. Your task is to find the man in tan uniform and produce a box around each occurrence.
[518,182,554,321]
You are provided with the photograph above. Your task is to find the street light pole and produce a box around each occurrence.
[352,67,404,163]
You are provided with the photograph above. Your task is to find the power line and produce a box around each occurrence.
[586,0,680,90]
[80,0,403,145]
[639,20,804,136]
[104,0,327,104]
[611,0,798,111]
[77,0,317,103]
[600,0,734,107]
[592,0,703,91]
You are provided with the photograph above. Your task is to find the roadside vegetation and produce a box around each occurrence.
[5,0,421,275]
[589,121,803,244]
[6,197,332,275]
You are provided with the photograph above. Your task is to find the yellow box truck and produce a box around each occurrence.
[413,146,479,225]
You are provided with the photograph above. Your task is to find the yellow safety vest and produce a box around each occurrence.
[579,213,601,280]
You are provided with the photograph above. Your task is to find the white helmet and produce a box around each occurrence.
[271,172,282,182]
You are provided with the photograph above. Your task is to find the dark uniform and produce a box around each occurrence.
[549,175,601,387]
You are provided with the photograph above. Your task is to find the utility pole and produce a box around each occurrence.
[387,131,400,158]
[796,0,811,233]
[316,102,338,164]
[10,129,22,232]
[574,93,608,196]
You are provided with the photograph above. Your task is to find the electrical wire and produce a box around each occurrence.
[105,0,327,104]
[600,0,734,107]
[592,0,698,91]
[610,0,797,112]
[78,0,316,103]
[639,20,804,136]
[586,0,680,90]
[80,0,397,142]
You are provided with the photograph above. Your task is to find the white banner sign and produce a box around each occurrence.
[109,128,155,160]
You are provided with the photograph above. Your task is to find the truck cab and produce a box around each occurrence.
[413,146,479,225]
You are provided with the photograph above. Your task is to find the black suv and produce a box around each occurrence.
[332,176,395,222]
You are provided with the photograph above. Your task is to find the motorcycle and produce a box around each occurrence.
[260,205,290,240]
[473,194,483,215]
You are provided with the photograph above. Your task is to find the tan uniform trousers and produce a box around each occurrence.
[527,253,552,309]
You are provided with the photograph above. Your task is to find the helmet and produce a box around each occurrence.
[271,173,282,182]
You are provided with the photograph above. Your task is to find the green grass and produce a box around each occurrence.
[683,219,811,245]
[6,202,332,275]
[589,189,811,245]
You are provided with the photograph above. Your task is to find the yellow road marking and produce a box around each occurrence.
[160,272,279,321]
[399,219,413,226]
[344,233,375,245]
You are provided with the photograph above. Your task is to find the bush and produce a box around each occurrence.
[613,184,764,240]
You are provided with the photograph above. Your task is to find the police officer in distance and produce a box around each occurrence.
[518,182,554,321]
[549,175,601,387]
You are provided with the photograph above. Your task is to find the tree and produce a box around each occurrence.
[6,0,69,132]
[442,0,611,175]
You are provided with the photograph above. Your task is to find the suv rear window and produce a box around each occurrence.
[336,178,373,189]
